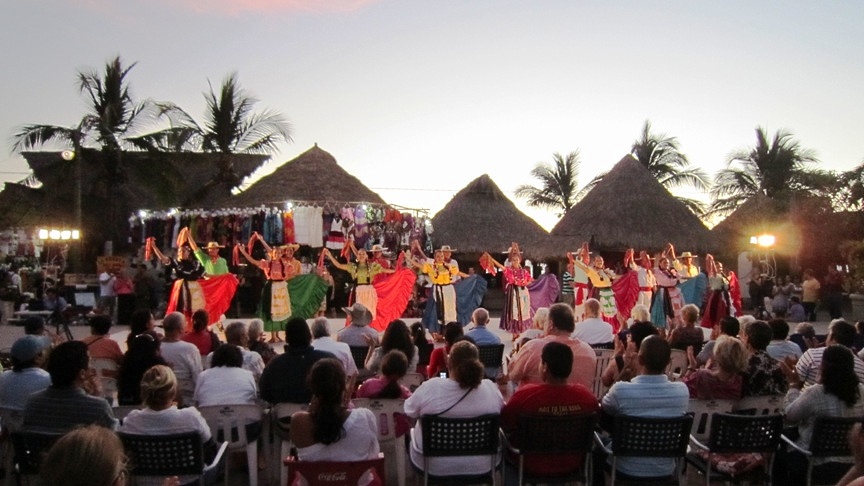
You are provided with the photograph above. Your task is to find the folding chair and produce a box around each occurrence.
[349,346,371,372]
[91,357,119,405]
[685,412,784,485]
[0,407,23,486]
[420,413,500,485]
[353,398,407,486]
[735,394,785,416]
[592,349,615,400]
[477,344,505,379]
[198,404,264,486]
[781,416,863,486]
[10,430,62,485]
[284,455,385,485]
[500,412,597,486]
[687,399,737,443]
[594,414,693,485]
[272,402,308,486]
[119,431,228,486]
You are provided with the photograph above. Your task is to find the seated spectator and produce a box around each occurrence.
[23,316,57,348]
[790,321,820,353]
[118,331,167,405]
[410,321,432,377]
[159,312,202,406]
[260,317,334,404]
[410,322,429,348]
[120,365,214,486]
[741,320,788,396]
[80,315,124,376]
[367,319,418,377]
[799,320,864,386]
[854,321,864,354]
[766,318,803,361]
[513,307,548,353]
[697,316,739,366]
[501,341,599,478]
[214,321,265,382]
[571,299,613,346]
[194,344,257,407]
[336,303,379,347]
[668,304,705,353]
[405,341,504,478]
[356,350,413,437]
[784,345,864,485]
[248,319,277,364]
[290,358,379,464]
[42,287,69,313]
[0,335,51,411]
[182,309,220,356]
[311,317,358,390]
[466,308,502,345]
[787,296,806,322]
[127,309,159,347]
[682,336,747,400]
[23,341,116,433]
[596,335,689,481]
[427,321,463,378]
[507,303,596,390]
[601,321,659,388]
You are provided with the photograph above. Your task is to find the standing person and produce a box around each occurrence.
[406,247,458,332]
[801,269,820,321]
[113,269,135,326]
[98,266,117,321]
[484,243,534,341]
[668,243,699,279]
[824,266,845,320]
[149,234,206,325]
[572,250,619,331]
[236,234,299,343]
[620,249,656,310]
[651,251,685,335]
[567,244,592,321]
[178,234,239,328]
[501,342,599,479]
[700,254,733,328]
[189,240,229,276]
[561,265,575,307]
[323,242,394,320]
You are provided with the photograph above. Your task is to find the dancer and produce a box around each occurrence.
[323,241,395,319]
[572,247,620,332]
[614,249,656,326]
[189,240,229,275]
[148,228,205,323]
[406,247,458,331]
[566,243,592,321]
[668,243,699,279]
[482,242,534,341]
[701,254,733,328]
[236,233,300,342]
[651,249,685,335]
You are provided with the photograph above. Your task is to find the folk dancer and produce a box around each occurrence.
[483,242,534,342]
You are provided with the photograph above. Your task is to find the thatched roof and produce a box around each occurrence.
[710,195,793,255]
[0,183,67,228]
[545,154,712,254]
[223,145,385,207]
[430,174,549,254]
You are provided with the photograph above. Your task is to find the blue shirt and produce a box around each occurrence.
[601,374,689,477]
[465,326,502,346]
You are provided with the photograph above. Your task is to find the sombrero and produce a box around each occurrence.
[370,244,388,253]
[680,251,698,258]
[280,243,300,251]
[203,241,223,250]
[437,245,457,252]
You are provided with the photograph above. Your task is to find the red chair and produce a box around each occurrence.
[283,456,386,486]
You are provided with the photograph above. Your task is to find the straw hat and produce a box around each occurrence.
[370,244,388,253]
[203,241,223,250]
[281,243,300,252]
[342,303,373,327]
[437,245,457,252]
[680,251,698,258]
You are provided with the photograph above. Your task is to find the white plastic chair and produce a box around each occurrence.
[592,349,615,399]
[272,402,308,486]
[687,398,737,443]
[399,372,425,392]
[90,357,119,405]
[666,349,689,381]
[354,398,408,486]
[198,404,263,486]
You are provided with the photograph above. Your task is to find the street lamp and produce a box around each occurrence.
[750,233,776,278]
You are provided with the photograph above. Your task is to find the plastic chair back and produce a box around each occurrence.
[808,416,861,457]
[735,394,785,416]
[476,344,504,375]
[706,413,783,454]
[353,398,407,486]
[687,398,737,442]
[10,430,61,476]
[592,349,615,399]
[199,404,263,486]
[611,414,693,457]
[284,456,385,486]
[666,349,688,380]
[119,431,228,485]
[399,372,424,392]
[420,413,500,485]
[272,402,309,486]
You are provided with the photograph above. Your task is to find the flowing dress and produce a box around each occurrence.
[499,267,533,334]
[651,267,684,329]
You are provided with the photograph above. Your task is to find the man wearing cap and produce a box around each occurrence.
[0,335,51,411]
[336,303,380,347]
[188,239,229,276]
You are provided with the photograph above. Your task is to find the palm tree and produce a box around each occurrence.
[515,151,586,217]
[709,127,821,217]
[131,72,292,202]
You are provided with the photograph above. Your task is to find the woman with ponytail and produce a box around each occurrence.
[356,349,413,437]
[404,340,504,478]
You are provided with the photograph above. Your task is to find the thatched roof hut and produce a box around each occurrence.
[0,182,63,228]
[224,144,385,207]
[431,174,549,254]
[544,154,713,255]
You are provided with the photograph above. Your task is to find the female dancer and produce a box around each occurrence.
[572,246,619,331]
[651,247,685,335]
[483,242,533,341]
[148,228,205,323]
[236,233,300,342]
[322,241,394,319]
[406,247,458,330]
[566,243,592,320]
[701,254,733,328]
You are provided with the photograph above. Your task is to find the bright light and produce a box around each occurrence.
[756,234,776,248]
[750,236,758,245]
[60,230,71,240]
[49,230,60,240]
[38,229,48,239]
[72,230,80,239]
[61,150,75,161]
[38,228,81,240]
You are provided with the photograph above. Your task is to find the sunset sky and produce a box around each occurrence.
[2,1,862,230]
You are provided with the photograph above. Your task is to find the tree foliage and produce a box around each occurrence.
[515,151,586,218]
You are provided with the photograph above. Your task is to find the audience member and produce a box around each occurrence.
[248,319,277,364]
[427,321,463,378]
[336,303,379,347]
[127,309,158,347]
[682,335,747,399]
[0,335,51,411]
[513,307,548,352]
[182,309,221,356]
[260,317,334,404]
[80,314,124,374]
[23,341,116,433]
[766,318,803,360]
[741,320,788,396]
[798,320,864,386]
[668,304,705,353]
[571,299,614,346]
[311,317,358,389]
[194,344,258,407]
[405,341,504,478]
[466,308,502,345]
[117,331,167,405]
[696,316,739,366]
[366,319,418,376]
[159,312,202,406]
[801,269,820,321]
[787,296,806,322]
[507,303,596,389]
[502,342,599,478]
[217,321,265,382]
[597,335,689,481]
[601,321,659,387]
[356,349,413,438]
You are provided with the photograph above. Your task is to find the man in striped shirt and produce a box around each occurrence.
[796,319,864,386]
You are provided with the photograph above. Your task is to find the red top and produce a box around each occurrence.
[426,346,448,378]
[182,330,215,356]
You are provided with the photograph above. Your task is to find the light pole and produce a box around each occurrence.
[61,149,82,270]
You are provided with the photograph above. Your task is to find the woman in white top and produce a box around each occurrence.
[404,340,505,478]
[120,365,214,486]
[194,344,258,407]
[290,358,379,463]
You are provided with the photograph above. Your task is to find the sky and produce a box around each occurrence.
[2,0,862,231]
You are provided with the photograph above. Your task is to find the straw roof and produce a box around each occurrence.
[545,154,712,254]
[224,144,385,207]
[430,174,549,254]
[0,182,66,228]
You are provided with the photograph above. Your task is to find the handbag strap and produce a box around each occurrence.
[432,388,472,417]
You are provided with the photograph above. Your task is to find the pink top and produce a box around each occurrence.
[503,267,533,287]
[682,369,742,400]
[355,377,412,437]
